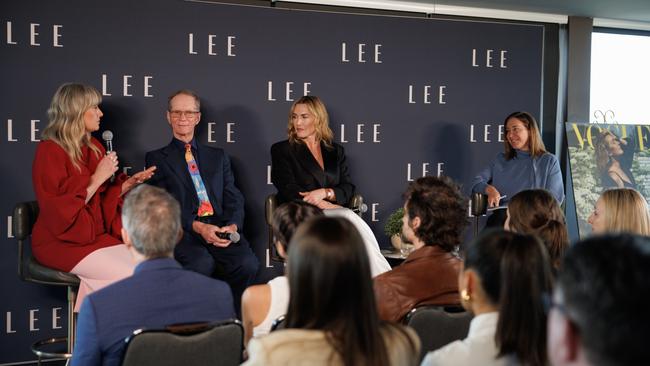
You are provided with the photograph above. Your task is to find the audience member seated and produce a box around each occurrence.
[588,187,650,235]
[71,185,236,366]
[504,189,569,271]
[422,230,554,366]
[244,217,420,366]
[242,201,391,345]
[242,201,322,345]
[548,234,650,366]
[374,176,466,322]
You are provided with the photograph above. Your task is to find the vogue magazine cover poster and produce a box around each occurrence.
[566,123,650,237]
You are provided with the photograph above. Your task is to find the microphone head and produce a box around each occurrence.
[359,203,368,213]
[102,130,113,142]
[229,231,241,243]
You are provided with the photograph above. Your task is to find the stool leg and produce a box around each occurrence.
[67,286,77,354]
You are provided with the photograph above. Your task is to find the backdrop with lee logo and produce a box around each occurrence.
[0,0,543,362]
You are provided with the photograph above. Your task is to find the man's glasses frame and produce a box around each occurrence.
[169,110,200,119]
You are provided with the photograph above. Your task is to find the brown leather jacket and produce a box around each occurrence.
[373,245,461,322]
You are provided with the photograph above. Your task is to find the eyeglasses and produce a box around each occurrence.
[169,110,199,119]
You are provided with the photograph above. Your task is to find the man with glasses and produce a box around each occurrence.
[548,233,650,366]
[145,89,258,314]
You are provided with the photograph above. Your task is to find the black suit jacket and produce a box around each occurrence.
[271,139,355,205]
[145,140,245,232]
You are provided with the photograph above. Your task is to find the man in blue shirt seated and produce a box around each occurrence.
[71,184,236,366]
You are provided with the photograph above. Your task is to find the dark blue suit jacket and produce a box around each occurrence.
[145,139,245,232]
[71,258,235,366]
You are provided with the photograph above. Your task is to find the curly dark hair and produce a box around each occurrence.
[403,176,467,252]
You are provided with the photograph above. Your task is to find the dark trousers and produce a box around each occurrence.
[484,207,508,230]
[175,230,259,317]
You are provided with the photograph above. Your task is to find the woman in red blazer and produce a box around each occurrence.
[31,83,155,310]
[271,96,355,208]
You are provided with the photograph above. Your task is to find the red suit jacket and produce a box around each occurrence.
[31,138,126,271]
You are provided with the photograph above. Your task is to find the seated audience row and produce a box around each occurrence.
[71,181,650,366]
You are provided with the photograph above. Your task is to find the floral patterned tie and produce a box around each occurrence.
[185,144,214,217]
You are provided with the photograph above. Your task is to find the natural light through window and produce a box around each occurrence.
[590,32,650,125]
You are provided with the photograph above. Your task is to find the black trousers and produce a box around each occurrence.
[484,207,508,230]
[175,229,259,317]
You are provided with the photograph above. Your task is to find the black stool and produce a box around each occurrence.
[13,201,80,365]
[469,192,488,237]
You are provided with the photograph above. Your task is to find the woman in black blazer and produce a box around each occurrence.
[271,96,355,208]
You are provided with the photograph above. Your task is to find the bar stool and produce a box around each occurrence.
[469,192,488,237]
[13,201,80,365]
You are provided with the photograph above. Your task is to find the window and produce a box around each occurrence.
[590,31,650,124]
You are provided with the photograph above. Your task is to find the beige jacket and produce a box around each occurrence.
[244,325,420,366]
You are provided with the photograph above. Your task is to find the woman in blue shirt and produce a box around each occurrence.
[471,111,564,226]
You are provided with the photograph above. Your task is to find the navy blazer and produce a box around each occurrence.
[145,140,245,231]
[71,258,235,366]
[271,140,355,205]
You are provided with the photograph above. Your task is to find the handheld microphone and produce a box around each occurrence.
[216,231,240,243]
[102,130,114,153]
[352,203,368,214]
[102,130,115,181]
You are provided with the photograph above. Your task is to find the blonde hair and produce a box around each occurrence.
[503,111,547,160]
[287,95,333,146]
[42,83,102,170]
[600,188,650,235]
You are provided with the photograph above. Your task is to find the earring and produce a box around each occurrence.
[461,289,471,302]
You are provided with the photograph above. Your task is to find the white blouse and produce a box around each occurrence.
[421,312,517,366]
[323,207,391,277]
[252,276,289,338]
